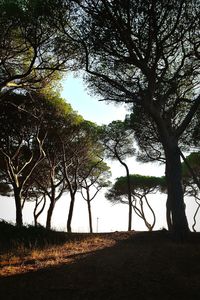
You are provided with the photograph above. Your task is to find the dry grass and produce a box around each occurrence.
[1,229,200,299]
[0,232,130,277]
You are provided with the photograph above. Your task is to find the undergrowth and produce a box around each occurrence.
[0,220,117,277]
[0,220,70,252]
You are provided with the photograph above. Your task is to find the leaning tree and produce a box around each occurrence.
[63,0,200,238]
[100,121,135,230]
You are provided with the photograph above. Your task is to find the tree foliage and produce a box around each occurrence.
[80,158,111,233]
[106,174,166,230]
[182,152,200,232]
[65,0,200,237]
[100,120,135,230]
[0,0,76,91]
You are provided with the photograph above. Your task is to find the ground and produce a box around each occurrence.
[0,230,200,300]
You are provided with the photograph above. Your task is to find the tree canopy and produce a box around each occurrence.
[62,0,200,237]
[1,0,200,236]
[0,0,77,91]
[106,174,166,230]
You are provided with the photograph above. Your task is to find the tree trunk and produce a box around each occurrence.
[67,193,75,233]
[115,152,132,231]
[46,199,55,230]
[34,196,46,227]
[144,194,156,231]
[14,186,23,227]
[152,112,190,238]
[86,188,93,233]
[165,143,189,238]
[46,187,56,230]
[126,169,132,231]
[192,199,200,232]
[166,195,173,231]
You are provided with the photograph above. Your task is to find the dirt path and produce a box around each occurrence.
[0,231,200,300]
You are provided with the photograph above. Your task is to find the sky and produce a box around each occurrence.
[0,74,198,232]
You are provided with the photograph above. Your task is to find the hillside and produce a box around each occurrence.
[0,223,200,299]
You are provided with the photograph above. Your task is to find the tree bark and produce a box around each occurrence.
[166,195,173,231]
[126,168,133,231]
[192,201,200,232]
[67,193,75,233]
[46,199,55,230]
[34,196,46,227]
[165,143,189,238]
[114,150,132,231]
[46,187,56,230]
[150,108,190,238]
[86,188,93,233]
[14,186,23,227]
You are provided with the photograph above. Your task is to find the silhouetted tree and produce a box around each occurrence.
[100,121,135,230]
[182,152,200,231]
[60,121,102,232]
[0,92,46,226]
[66,0,200,238]
[80,158,111,233]
[106,174,165,231]
[0,0,75,91]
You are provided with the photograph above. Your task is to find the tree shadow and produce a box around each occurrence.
[1,231,200,300]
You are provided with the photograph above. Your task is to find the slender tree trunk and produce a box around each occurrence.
[144,195,156,230]
[34,196,46,227]
[46,199,55,230]
[166,195,173,231]
[192,199,200,232]
[165,143,189,238]
[34,200,38,227]
[46,187,56,230]
[115,151,132,231]
[87,200,93,233]
[67,193,75,233]
[138,196,152,231]
[14,186,23,227]
[86,188,93,233]
[34,212,38,227]
[126,168,132,231]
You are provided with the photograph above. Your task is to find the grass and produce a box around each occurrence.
[0,220,69,250]
[1,221,200,299]
[0,221,129,277]
[0,236,116,277]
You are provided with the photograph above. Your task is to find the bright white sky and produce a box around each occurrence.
[0,74,198,232]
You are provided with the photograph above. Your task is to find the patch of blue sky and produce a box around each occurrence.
[61,74,127,124]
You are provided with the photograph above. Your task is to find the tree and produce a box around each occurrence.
[0,91,46,226]
[22,182,47,227]
[0,88,77,227]
[182,152,200,232]
[33,159,66,230]
[106,174,165,231]
[80,158,111,233]
[61,120,104,233]
[38,107,77,230]
[66,0,200,238]
[100,121,135,230]
[22,90,79,229]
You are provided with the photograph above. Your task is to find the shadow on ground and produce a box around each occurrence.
[1,231,200,300]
